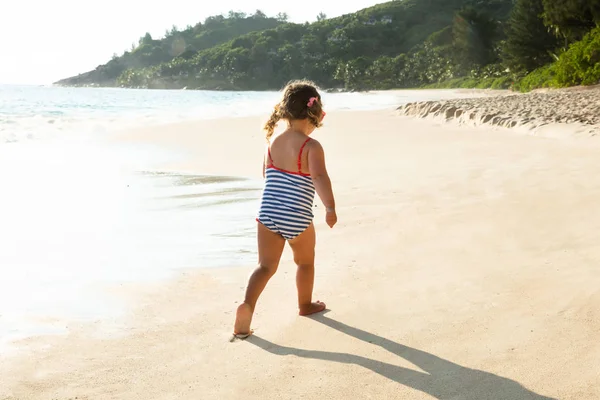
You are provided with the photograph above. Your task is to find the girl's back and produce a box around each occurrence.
[266,131,312,176]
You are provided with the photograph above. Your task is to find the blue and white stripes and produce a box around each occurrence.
[257,168,315,240]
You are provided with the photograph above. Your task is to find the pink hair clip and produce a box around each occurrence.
[307,97,318,107]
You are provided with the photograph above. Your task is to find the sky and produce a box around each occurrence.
[0,0,383,85]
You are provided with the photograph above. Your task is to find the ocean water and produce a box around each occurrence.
[0,85,481,352]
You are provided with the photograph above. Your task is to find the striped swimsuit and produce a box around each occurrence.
[257,138,315,240]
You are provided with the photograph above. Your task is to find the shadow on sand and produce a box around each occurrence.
[246,313,556,400]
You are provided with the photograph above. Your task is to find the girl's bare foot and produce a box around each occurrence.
[234,303,253,336]
[299,300,326,316]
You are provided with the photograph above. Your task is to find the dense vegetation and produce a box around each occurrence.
[515,26,600,91]
[511,0,600,91]
[56,0,600,92]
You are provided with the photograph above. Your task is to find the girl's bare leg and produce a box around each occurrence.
[289,223,326,316]
[234,222,285,335]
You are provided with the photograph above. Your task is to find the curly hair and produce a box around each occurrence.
[264,80,325,141]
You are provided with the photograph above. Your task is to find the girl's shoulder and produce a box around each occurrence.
[304,137,324,157]
[306,137,323,149]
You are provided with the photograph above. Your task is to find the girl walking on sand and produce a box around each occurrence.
[233,80,337,338]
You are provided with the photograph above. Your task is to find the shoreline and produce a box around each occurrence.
[4,86,499,146]
[3,107,600,399]
[50,82,509,94]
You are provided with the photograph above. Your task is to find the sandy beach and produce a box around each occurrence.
[398,86,600,138]
[2,99,600,399]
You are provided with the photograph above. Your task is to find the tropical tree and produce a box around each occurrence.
[542,0,600,43]
[502,0,560,73]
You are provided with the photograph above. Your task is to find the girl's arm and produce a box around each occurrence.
[308,141,337,227]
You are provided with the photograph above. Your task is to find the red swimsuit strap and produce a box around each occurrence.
[297,138,311,173]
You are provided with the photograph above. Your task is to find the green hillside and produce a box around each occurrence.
[56,1,512,90]
[56,0,600,92]
[55,11,285,87]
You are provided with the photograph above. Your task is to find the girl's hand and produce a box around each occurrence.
[326,209,337,228]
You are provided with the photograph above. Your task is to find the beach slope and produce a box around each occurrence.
[2,109,600,399]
